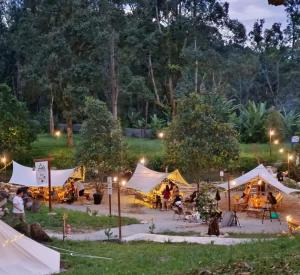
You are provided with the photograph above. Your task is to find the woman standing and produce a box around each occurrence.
[162,185,171,211]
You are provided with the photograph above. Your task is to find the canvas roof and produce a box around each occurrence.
[126,164,189,193]
[218,164,300,195]
[0,220,60,275]
[9,161,75,187]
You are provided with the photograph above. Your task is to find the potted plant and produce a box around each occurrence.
[93,182,104,205]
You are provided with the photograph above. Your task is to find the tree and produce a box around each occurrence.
[165,93,239,179]
[76,97,126,183]
[0,84,36,157]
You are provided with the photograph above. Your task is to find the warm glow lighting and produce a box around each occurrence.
[279,148,284,154]
[288,155,294,161]
[1,156,6,164]
[286,215,292,223]
[258,179,262,185]
[230,180,236,186]
[121,180,127,186]
[140,157,146,165]
[113,176,118,182]
[269,130,275,136]
[55,130,61,137]
[273,139,279,145]
[158,132,164,139]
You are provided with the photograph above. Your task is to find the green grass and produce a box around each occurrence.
[3,204,139,232]
[29,134,290,171]
[51,236,300,274]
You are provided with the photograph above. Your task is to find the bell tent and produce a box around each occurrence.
[0,220,60,275]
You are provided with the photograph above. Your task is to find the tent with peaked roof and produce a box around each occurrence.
[9,161,83,187]
[218,164,300,195]
[126,164,189,193]
[0,220,60,275]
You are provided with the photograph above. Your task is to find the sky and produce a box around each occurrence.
[226,0,287,32]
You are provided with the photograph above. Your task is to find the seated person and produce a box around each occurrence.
[155,195,162,209]
[267,192,277,208]
[239,192,249,204]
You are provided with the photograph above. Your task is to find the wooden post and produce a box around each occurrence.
[48,159,52,212]
[109,194,112,217]
[117,180,122,241]
[227,175,231,211]
[34,157,53,212]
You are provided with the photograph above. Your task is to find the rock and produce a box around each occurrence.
[30,223,52,242]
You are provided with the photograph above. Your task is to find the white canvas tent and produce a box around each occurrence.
[218,164,300,195]
[0,220,60,275]
[9,161,74,187]
[126,164,189,193]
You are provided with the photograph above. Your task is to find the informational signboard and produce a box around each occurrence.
[107,176,113,195]
[219,171,224,177]
[291,136,300,144]
[35,161,49,185]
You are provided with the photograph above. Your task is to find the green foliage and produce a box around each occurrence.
[76,97,126,180]
[239,101,268,143]
[166,93,239,179]
[0,84,36,158]
[281,108,300,139]
[196,184,218,222]
[266,109,285,141]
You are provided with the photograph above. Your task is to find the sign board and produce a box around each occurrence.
[35,161,49,185]
[219,171,224,177]
[291,136,300,144]
[107,176,113,195]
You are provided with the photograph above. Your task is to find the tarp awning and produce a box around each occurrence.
[9,161,75,187]
[218,164,300,195]
[0,220,60,275]
[126,164,189,193]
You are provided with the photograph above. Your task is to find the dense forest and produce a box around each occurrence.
[0,0,300,149]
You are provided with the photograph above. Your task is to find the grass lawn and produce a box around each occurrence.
[52,236,300,274]
[29,134,290,171]
[2,204,139,232]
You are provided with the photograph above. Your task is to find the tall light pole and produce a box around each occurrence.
[1,156,7,179]
[269,129,275,157]
[288,154,294,177]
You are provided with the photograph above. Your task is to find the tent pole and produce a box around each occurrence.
[227,175,231,211]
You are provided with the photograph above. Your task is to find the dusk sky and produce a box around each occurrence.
[226,0,287,32]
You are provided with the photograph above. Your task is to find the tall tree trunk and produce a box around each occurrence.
[155,0,162,33]
[144,101,149,137]
[16,59,22,100]
[168,76,176,118]
[49,93,55,136]
[194,38,198,93]
[148,53,164,108]
[66,111,74,147]
[110,29,119,121]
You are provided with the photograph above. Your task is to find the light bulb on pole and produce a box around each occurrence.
[140,157,146,165]
[1,156,7,179]
[269,129,275,157]
[158,132,164,139]
[288,154,294,176]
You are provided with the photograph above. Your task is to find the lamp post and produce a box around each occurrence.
[113,176,122,241]
[54,130,61,138]
[288,154,294,177]
[226,174,235,211]
[140,157,146,166]
[1,156,7,179]
[269,129,275,157]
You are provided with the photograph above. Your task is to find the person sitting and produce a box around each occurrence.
[277,171,284,182]
[155,195,162,210]
[267,192,277,209]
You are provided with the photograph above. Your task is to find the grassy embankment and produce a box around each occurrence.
[52,236,300,274]
[2,204,138,232]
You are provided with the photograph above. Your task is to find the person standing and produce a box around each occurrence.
[13,189,25,222]
[162,185,171,211]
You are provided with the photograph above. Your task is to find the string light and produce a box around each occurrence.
[2,234,24,247]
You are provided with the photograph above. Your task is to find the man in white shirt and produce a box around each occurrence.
[13,189,25,222]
